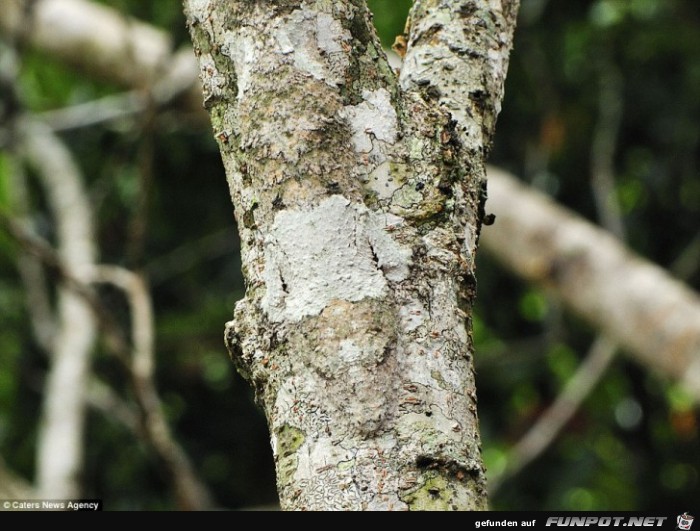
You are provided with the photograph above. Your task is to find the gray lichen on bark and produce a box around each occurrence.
[184,0,518,510]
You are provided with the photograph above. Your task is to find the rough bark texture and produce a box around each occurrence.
[184,0,517,510]
[483,166,700,402]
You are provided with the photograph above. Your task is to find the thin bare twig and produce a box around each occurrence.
[590,56,625,240]
[125,114,155,266]
[0,211,131,362]
[40,91,147,131]
[88,265,214,510]
[5,155,56,352]
[39,46,199,133]
[146,227,237,285]
[86,378,141,434]
[0,213,214,509]
[0,455,34,499]
[489,336,617,493]
[671,231,700,282]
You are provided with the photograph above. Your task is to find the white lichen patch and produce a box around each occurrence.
[197,53,227,102]
[316,13,346,55]
[339,89,398,153]
[396,411,464,456]
[399,300,426,332]
[274,10,350,87]
[368,162,397,200]
[462,219,478,267]
[224,30,257,99]
[366,212,412,282]
[409,137,428,161]
[391,184,423,210]
[185,0,211,15]
[338,339,364,364]
[261,195,410,323]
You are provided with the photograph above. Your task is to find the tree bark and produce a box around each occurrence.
[184,0,518,510]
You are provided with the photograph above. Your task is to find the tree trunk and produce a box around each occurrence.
[184,0,518,510]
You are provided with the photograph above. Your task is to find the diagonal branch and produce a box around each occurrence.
[482,166,700,402]
[490,335,617,492]
[5,155,56,353]
[0,455,34,499]
[0,0,202,112]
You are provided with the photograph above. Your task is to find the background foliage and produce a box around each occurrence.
[0,0,698,509]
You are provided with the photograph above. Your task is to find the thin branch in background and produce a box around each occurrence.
[86,378,141,435]
[0,210,131,363]
[489,336,617,493]
[0,212,215,509]
[671,230,700,282]
[490,57,627,495]
[2,14,213,505]
[89,266,214,510]
[590,56,625,240]
[5,154,56,352]
[126,109,156,267]
[146,227,237,285]
[40,91,147,132]
[3,29,98,496]
[39,50,200,132]
[0,455,34,499]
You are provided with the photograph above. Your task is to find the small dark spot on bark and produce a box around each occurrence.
[326,181,341,195]
[458,2,478,18]
[425,410,432,417]
[349,11,372,47]
[416,456,434,468]
[483,213,496,225]
[418,23,443,43]
[242,209,256,229]
[272,194,285,210]
[437,179,453,196]
[427,86,442,99]
[415,182,425,191]
[369,243,379,267]
[269,330,279,349]
[470,89,486,103]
